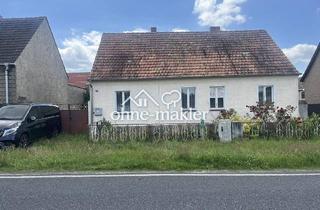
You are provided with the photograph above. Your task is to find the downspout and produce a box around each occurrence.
[89,83,94,125]
[0,63,15,104]
[4,64,9,104]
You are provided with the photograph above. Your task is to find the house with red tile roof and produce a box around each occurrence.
[89,27,300,125]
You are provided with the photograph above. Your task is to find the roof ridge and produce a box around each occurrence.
[102,29,267,35]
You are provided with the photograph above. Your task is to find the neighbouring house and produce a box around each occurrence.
[0,16,79,105]
[89,27,300,125]
[300,43,320,116]
[67,72,90,105]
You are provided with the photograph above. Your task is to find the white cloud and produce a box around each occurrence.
[59,31,102,72]
[282,44,317,68]
[123,28,149,33]
[172,28,190,32]
[193,0,247,28]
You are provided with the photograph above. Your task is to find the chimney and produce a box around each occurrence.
[150,27,157,33]
[210,26,220,32]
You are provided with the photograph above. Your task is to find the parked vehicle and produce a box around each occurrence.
[0,104,61,148]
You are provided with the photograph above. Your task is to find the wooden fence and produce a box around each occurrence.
[90,123,218,142]
[245,122,320,139]
[59,104,88,134]
[90,120,320,142]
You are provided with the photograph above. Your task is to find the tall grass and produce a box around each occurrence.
[0,134,320,172]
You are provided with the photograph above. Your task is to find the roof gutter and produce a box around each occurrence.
[0,63,15,104]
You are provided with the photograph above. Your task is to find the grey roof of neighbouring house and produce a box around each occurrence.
[0,16,45,63]
[90,29,300,81]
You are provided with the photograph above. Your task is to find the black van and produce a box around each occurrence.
[0,104,61,148]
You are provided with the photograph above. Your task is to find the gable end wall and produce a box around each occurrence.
[15,19,69,104]
[304,53,320,104]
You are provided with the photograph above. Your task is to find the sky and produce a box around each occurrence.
[0,0,319,73]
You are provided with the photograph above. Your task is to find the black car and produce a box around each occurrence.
[0,104,61,148]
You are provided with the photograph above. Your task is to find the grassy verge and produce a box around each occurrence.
[1,134,320,172]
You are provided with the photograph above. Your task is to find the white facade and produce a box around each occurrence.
[90,75,299,125]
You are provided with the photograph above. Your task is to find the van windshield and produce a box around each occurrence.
[0,105,30,120]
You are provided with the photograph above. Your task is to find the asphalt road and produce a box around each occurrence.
[0,173,320,210]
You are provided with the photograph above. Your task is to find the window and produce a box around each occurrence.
[300,90,305,100]
[41,106,59,118]
[28,106,43,120]
[258,86,273,104]
[210,86,225,109]
[181,87,195,110]
[116,91,130,113]
[0,105,30,120]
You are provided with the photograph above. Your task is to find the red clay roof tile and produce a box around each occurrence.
[90,30,299,81]
[68,72,90,89]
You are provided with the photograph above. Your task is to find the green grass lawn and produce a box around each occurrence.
[1,134,320,172]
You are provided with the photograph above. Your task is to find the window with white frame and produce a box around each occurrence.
[181,87,195,110]
[210,86,225,109]
[116,91,130,113]
[300,90,305,100]
[258,86,273,104]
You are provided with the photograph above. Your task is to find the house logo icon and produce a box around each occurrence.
[161,90,181,109]
[122,89,160,108]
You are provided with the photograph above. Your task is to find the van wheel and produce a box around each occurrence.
[18,134,30,148]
